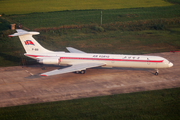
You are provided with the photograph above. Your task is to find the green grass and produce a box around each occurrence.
[0,0,172,15]
[1,23,180,66]
[0,18,10,31]
[31,25,180,54]
[0,88,179,120]
[0,0,180,66]
[5,5,180,29]
[167,0,180,4]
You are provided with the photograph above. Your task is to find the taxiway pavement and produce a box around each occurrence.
[0,52,179,107]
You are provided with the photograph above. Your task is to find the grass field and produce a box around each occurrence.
[0,1,180,66]
[35,28,180,54]
[4,5,180,29]
[0,26,180,67]
[1,0,179,31]
[0,88,179,120]
[0,1,179,67]
[0,0,172,15]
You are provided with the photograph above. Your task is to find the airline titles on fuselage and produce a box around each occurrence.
[93,55,110,58]
[92,55,140,60]
[123,56,140,59]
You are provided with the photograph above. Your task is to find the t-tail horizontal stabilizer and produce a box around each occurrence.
[9,29,39,37]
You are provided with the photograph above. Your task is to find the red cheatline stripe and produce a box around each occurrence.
[41,74,47,77]
[25,54,51,57]
[25,54,163,63]
[61,57,163,63]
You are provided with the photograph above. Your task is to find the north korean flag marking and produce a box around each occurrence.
[25,40,35,45]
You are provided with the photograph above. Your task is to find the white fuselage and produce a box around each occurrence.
[25,52,173,69]
[9,29,173,76]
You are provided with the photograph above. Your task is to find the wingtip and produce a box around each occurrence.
[8,35,13,37]
[40,74,47,77]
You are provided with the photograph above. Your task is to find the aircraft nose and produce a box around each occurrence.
[169,62,173,67]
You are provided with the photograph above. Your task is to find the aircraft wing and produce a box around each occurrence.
[66,47,86,53]
[40,62,105,76]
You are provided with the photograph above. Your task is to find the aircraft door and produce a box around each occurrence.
[147,58,150,65]
[111,58,114,64]
[58,57,61,65]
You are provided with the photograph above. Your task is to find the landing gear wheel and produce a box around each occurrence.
[75,70,85,74]
[75,71,80,74]
[155,72,158,76]
[80,70,85,74]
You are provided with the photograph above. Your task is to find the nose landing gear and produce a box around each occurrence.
[155,69,159,75]
[155,72,158,75]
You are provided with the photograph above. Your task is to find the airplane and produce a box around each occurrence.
[9,29,173,76]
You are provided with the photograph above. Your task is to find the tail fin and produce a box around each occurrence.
[9,29,53,53]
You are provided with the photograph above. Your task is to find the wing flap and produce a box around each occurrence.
[40,62,104,76]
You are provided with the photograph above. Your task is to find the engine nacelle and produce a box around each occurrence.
[37,57,60,65]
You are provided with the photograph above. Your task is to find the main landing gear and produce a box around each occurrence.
[155,69,159,75]
[75,70,86,74]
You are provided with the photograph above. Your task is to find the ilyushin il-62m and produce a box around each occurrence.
[9,29,173,76]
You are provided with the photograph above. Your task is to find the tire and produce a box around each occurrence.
[80,70,85,74]
[155,72,158,75]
